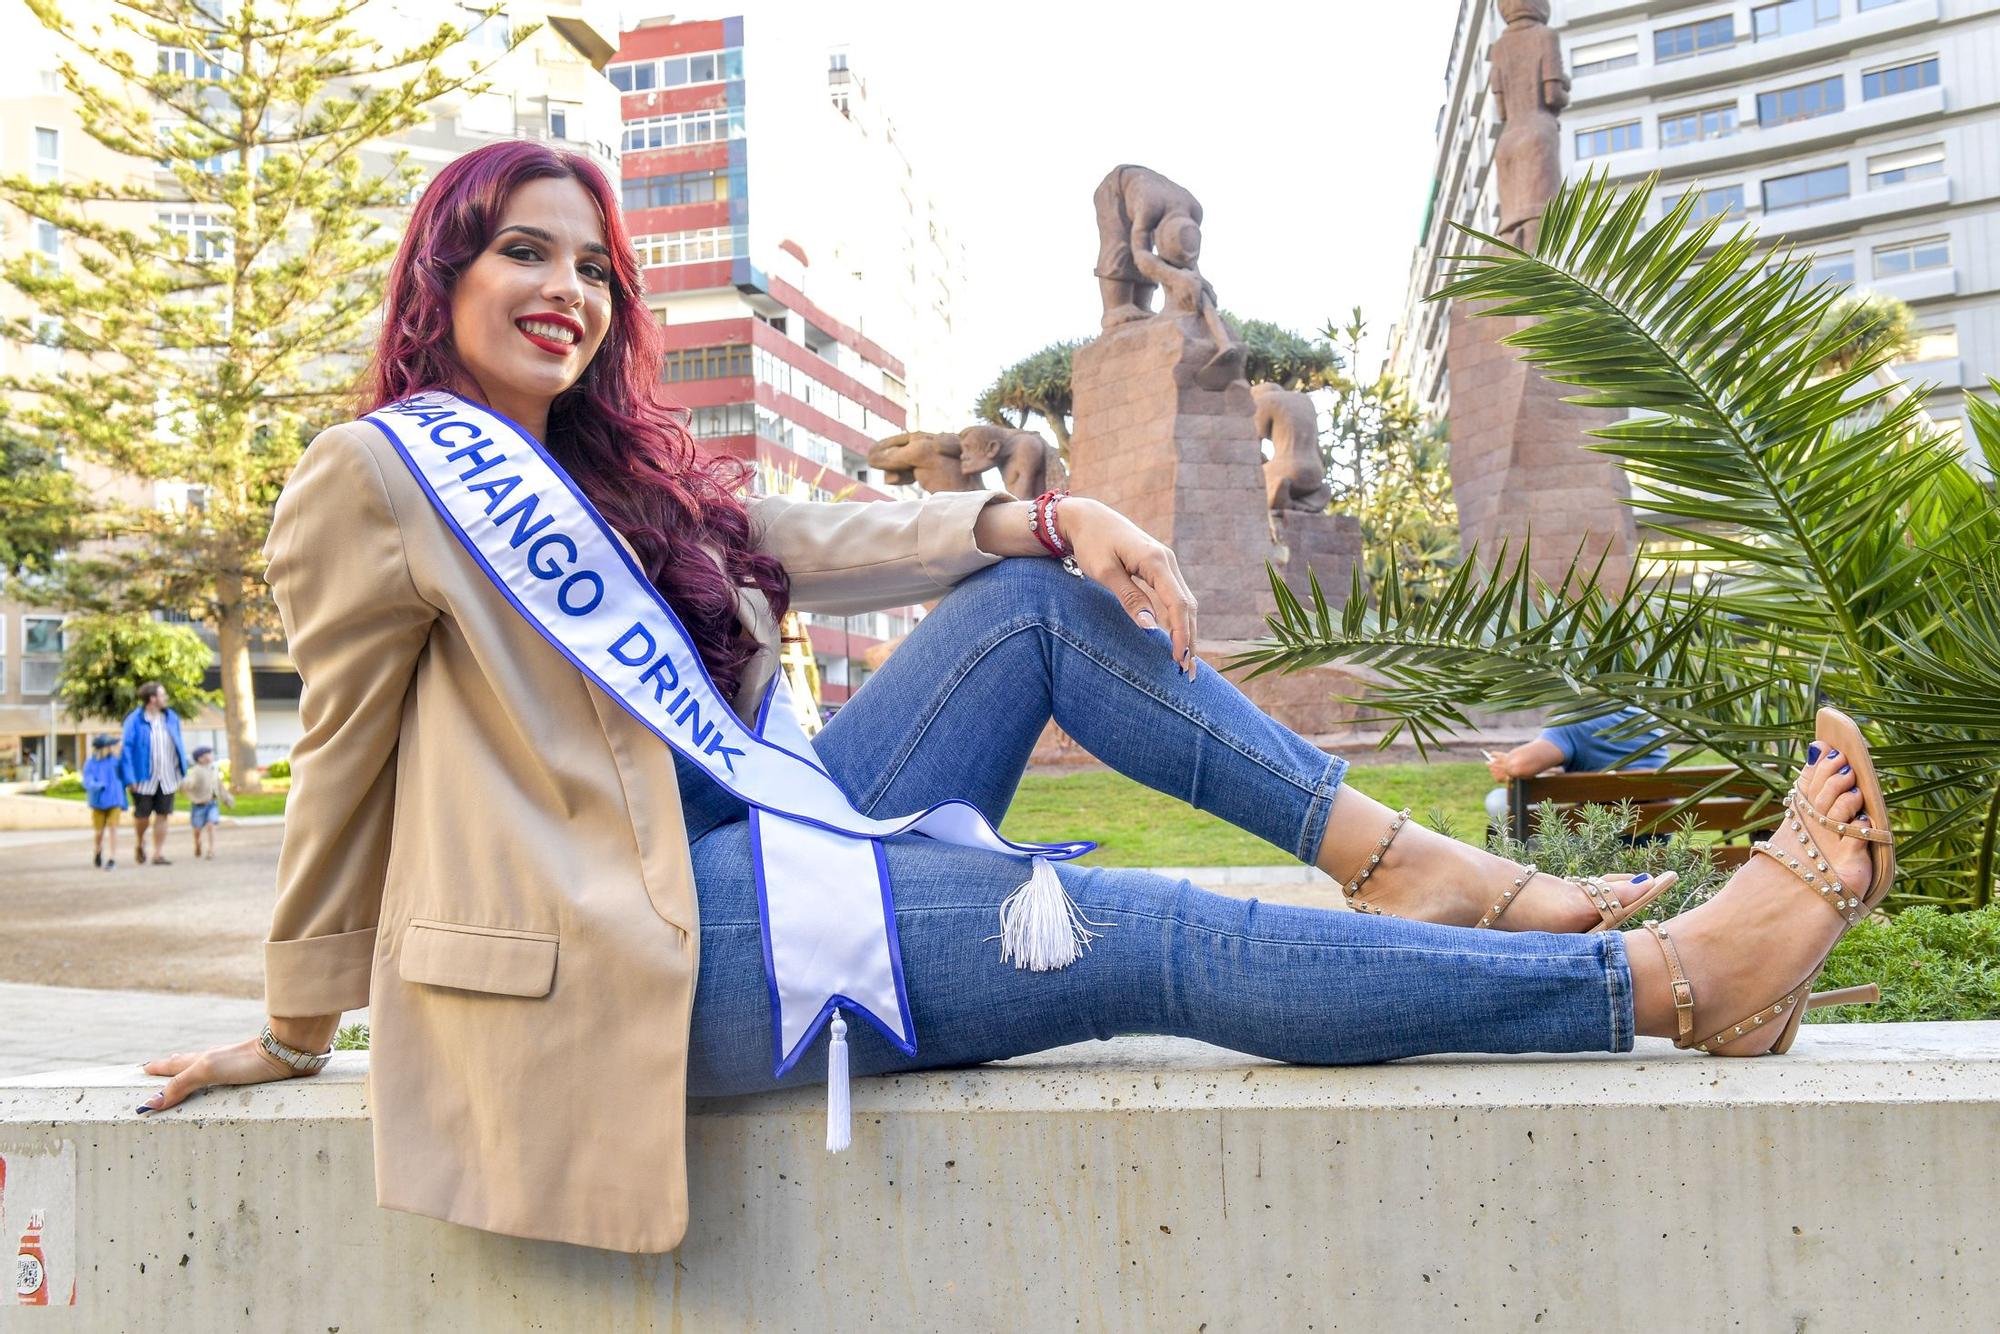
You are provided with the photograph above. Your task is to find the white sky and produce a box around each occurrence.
[655,0,1463,387]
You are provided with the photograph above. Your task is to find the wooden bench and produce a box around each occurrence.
[1508,766,1780,868]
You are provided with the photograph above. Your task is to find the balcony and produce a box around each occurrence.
[1587,84,1946,182]
[1890,355,1964,390]
[1568,0,1941,109]
[1865,263,1959,303]
[1750,172,1949,242]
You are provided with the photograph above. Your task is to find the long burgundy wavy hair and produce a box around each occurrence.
[360,140,788,698]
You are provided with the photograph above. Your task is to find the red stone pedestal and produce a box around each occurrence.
[1445,305,1637,586]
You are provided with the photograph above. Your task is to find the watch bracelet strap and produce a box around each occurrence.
[259,1022,332,1072]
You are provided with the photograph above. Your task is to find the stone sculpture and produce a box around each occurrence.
[868,427,1065,499]
[957,424,1068,499]
[865,431,982,494]
[1092,164,1244,390]
[1489,0,1569,249]
[1251,383,1332,513]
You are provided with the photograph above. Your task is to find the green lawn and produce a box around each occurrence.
[43,788,292,819]
[38,761,1499,867]
[1002,761,1493,867]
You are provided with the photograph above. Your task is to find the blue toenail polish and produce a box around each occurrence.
[1827,749,1839,758]
[1807,743,1821,762]
[1633,874,1650,882]
[1839,765,1850,775]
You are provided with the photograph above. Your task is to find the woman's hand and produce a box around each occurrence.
[137,1015,337,1114]
[1060,498,1200,680]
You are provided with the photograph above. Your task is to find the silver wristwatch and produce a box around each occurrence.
[258,1022,332,1074]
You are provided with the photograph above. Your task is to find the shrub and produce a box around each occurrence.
[43,769,84,796]
[334,1022,370,1051]
[266,758,291,779]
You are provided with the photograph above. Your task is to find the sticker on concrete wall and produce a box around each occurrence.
[0,1142,79,1306]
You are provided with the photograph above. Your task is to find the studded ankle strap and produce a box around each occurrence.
[1344,807,1412,914]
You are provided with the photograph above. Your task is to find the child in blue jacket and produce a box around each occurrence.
[84,734,128,870]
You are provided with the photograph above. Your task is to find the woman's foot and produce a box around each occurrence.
[1318,787,1667,932]
[1625,747,1877,1056]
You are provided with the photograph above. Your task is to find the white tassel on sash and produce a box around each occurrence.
[998,856,1103,971]
[825,1009,851,1153]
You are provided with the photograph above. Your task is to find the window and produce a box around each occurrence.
[621,167,745,211]
[1659,103,1737,146]
[1757,74,1844,125]
[1862,57,1939,100]
[1898,326,1957,362]
[33,127,58,183]
[23,616,63,657]
[686,403,757,438]
[661,343,752,382]
[1761,164,1849,212]
[29,316,61,372]
[159,209,229,261]
[1804,251,1855,287]
[549,109,567,140]
[1867,143,1943,189]
[1654,14,1734,62]
[157,46,226,79]
[632,225,746,267]
[1575,121,1642,159]
[1571,35,1638,76]
[460,6,511,50]
[609,61,657,92]
[1753,0,1838,41]
[1858,0,1905,8]
[1872,235,1949,277]
[620,107,746,153]
[33,221,60,275]
[1669,184,1745,222]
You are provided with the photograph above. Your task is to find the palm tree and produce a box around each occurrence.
[1234,172,2000,910]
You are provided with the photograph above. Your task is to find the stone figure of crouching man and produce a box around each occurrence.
[1093,163,1245,390]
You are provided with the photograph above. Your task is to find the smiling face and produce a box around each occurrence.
[447,175,616,437]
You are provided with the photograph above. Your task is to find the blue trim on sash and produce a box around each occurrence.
[747,676,916,1078]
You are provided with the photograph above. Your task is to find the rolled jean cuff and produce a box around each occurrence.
[1293,751,1349,863]
[1600,929,1635,1053]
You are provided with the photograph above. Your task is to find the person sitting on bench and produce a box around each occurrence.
[1485,706,1669,830]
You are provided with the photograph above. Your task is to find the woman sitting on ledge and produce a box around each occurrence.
[137,142,1893,1255]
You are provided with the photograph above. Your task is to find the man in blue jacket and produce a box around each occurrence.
[120,681,190,866]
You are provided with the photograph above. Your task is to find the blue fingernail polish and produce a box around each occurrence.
[135,1106,154,1115]
[1807,743,1821,762]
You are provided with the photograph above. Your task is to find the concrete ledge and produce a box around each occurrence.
[0,793,92,830]
[4,1024,1998,1329]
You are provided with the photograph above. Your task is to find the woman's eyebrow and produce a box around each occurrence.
[496,223,611,259]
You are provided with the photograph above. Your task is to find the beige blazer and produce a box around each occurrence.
[261,420,1006,1253]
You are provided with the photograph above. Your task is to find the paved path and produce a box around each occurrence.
[0,825,1338,1080]
[0,982,279,1080]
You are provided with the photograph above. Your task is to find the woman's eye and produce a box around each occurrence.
[504,245,540,262]
[580,263,609,282]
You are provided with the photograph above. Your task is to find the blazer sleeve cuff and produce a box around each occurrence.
[917,489,1010,587]
[265,926,376,1017]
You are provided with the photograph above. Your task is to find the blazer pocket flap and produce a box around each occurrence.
[399,919,558,998]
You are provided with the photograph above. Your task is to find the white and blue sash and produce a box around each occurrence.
[364,391,1094,1087]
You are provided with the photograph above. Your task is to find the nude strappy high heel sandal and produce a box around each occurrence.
[1343,808,1672,933]
[1641,707,1894,1056]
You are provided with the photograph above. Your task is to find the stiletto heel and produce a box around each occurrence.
[1642,708,1894,1058]
[1807,983,1880,1010]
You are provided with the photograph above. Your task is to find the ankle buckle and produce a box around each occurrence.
[1670,978,1694,1011]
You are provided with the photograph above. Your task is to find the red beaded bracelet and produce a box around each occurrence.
[1031,489,1084,578]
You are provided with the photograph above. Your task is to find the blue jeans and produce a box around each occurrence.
[681,558,1633,1096]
